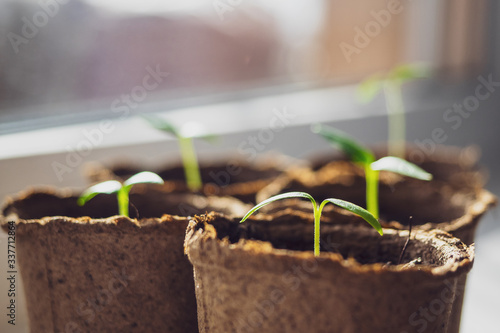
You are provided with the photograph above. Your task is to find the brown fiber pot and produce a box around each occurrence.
[185,212,474,333]
[1,187,249,333]
[85,157,290,204]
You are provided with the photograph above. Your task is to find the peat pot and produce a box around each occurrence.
[1,186,249,333]
[184,211,475,333]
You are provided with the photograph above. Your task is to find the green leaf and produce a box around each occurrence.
[142,114,179,137]
[240,192,316,223]
[320,198,383,235]
[357,74,383,103]
[370,156,432,180]
[388,63,431,83]
[77,180,122,206]
[123,171,164,187]
[312,124,375,164]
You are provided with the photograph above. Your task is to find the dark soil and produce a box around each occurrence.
[197,212,445,267]
[111,163,282,185]
[2,185,249,220]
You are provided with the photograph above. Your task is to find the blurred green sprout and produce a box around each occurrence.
[358,63,431,158]
[143,114,216,192]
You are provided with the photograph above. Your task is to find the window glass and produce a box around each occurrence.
[0,0,491,133]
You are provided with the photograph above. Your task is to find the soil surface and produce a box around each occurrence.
[2,185,250,220]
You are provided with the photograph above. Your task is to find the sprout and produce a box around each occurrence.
[312,124,432,219]
[240,192,382,257]
[77,171,164,217]
[358,63,431,158]
[143,114,216,192]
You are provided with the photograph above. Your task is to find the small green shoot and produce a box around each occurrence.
[240,191,382,256]
[312,124,432,219]
[77,171,164,217]
[143,115,216,192]
[358,63,431,158]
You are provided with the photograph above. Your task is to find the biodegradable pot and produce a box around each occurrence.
[310,144,486,192]
[1,187,250,333]
[185,212,475,333]
[85,157,290,204]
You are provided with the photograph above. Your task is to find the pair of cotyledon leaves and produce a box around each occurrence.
[77,171,164,207]
[311,123,432,180]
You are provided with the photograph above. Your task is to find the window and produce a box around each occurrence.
[0,0,494,134]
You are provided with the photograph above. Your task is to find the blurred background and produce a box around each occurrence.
[0,0,493,132]
[0,0,499,332]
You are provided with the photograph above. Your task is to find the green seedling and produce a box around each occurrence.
[240,192,382,257]
[358,63,430,158]
[77,171,164,217]
[312,124,432,219]
[143,114,216,192]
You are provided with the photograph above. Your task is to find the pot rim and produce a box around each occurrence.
[1,213,190,235]
[1,185,251,222]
